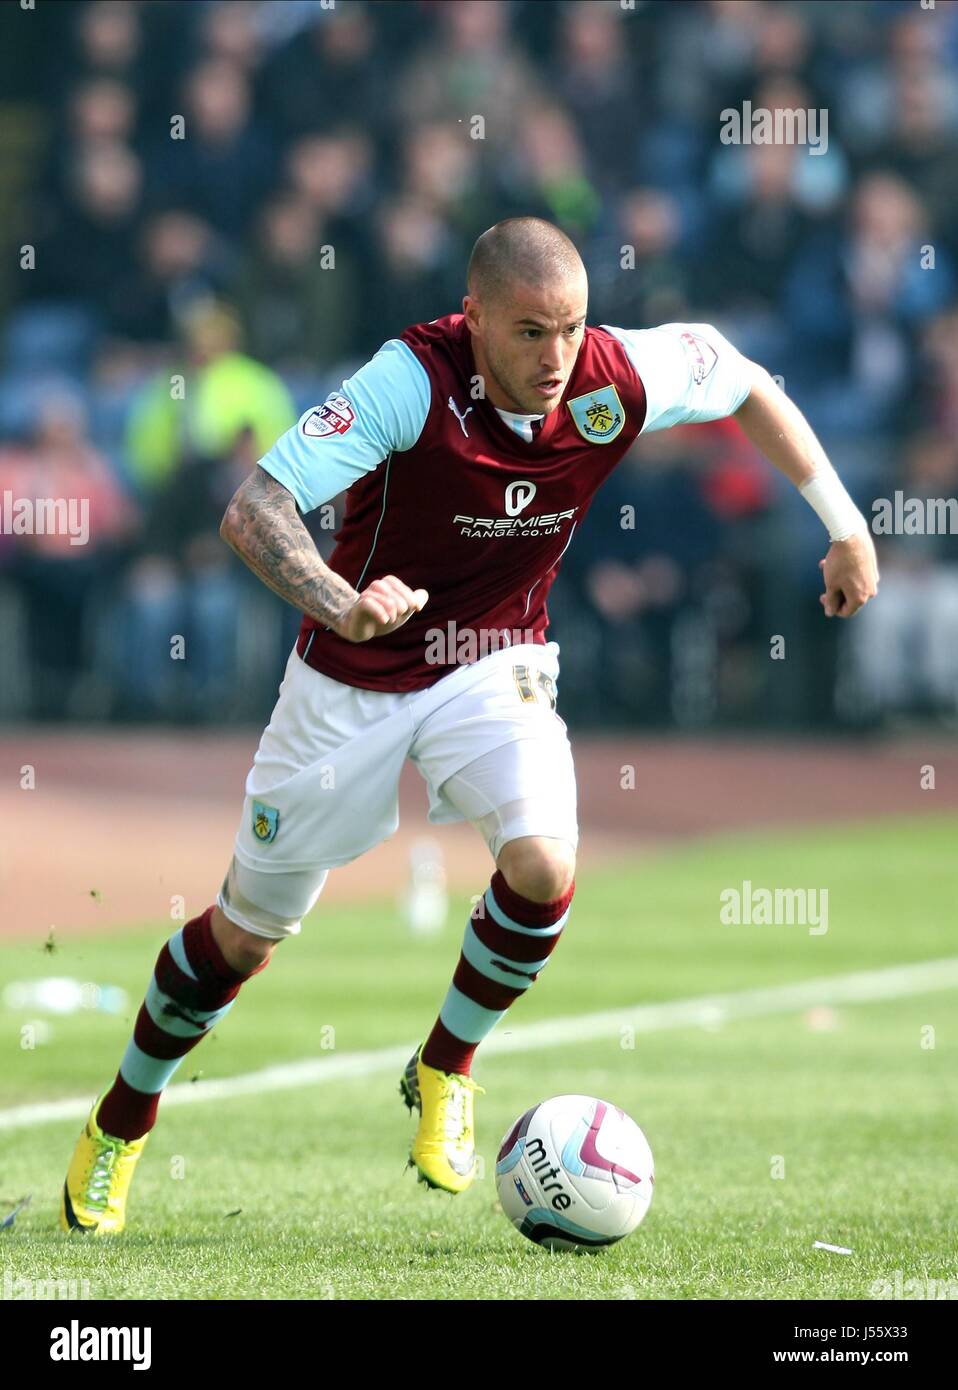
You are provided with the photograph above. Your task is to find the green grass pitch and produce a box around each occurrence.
[1,817,955,1300]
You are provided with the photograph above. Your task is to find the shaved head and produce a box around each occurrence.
[462,217,588,415]
[467,217,585,304]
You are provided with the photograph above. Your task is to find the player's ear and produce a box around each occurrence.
[462,295,481,335]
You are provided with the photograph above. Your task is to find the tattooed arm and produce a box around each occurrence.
[219,466,428,643]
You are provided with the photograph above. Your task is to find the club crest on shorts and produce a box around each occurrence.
[252,800,279,844]
[567,385,625,443]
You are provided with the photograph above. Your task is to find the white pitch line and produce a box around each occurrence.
[1,956,956,1133]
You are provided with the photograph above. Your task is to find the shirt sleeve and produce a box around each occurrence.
[601,322,754,433]
[256,337,431,513]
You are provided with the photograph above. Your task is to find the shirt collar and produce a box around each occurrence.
[493,406,545,443]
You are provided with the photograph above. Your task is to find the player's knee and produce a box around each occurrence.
[497,836,576,903]
[211,905,280,973]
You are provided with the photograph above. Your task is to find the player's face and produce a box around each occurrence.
[464,275,588,416]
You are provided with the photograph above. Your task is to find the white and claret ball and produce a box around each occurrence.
[496,1095,654,1250]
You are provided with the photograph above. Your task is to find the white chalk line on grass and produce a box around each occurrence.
[1,956,956,1133]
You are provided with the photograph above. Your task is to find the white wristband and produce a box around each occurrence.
[799,470,869,543]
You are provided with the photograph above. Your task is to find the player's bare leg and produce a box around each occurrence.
[60,903,279,1234]
[209,905,280,972]
[402,835,576,1194]
[496,836,577,904]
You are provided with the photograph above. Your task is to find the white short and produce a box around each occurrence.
[217,640,578,939]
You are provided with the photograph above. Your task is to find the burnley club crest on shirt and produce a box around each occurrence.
[567,385,625,443]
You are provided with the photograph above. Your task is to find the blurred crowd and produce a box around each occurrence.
[1,0,957,726]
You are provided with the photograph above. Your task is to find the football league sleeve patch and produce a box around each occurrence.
[255,337,431,514]
[601,322,754,434]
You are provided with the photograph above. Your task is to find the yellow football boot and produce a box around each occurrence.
[400,1044,484,1194]
[59,1093,149,1235]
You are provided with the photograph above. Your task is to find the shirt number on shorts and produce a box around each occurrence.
[513,663,557,711]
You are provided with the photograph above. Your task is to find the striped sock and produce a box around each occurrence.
[421,869,574,1077]
[96,906,269,1141]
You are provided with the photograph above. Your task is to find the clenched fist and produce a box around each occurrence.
[335,575,429,643]
[819,532,879,619]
